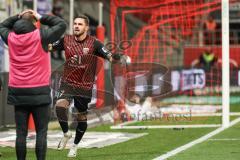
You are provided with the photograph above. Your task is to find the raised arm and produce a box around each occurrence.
[39,14,67,51]
[94,39,112,61]
[0,15,19,45]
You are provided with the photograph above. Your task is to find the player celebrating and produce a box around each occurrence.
[50,14,112,157]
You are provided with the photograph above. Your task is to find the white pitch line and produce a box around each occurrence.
[208,138,240,141]
[115,120,137,126]
[152,117,240,160]
[0,135,16,141]
[110,112,240,130]
[111,124,221,129]
[191,112,240,117]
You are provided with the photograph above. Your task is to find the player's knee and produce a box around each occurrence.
[76,112,87,122]
[55,102,69,121]
[55,99,70,108]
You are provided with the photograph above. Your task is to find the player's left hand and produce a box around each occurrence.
[112,53,131,65]
[108,56,113,62]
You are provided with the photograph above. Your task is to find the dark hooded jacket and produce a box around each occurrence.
[0,15,66,106]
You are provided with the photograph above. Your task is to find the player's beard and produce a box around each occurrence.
[74,29,85,37]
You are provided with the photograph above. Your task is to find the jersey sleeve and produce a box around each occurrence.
[94,39,112,60]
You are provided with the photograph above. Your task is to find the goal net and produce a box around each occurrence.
[110,0,240,128]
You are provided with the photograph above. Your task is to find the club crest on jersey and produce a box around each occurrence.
[83,48,89,54]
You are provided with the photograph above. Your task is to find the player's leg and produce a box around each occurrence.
[67,96,91,157]
[31,104,50,160]
[74,96,91,145]
[14,105,30,160]
[55,98,70,133]
[55,97,72,150]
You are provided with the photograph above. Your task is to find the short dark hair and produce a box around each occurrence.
[74,14,89,26]
[21,12,37,23]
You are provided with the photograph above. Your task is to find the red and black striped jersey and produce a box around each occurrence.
[52,34,111,89]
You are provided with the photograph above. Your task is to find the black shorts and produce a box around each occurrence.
[57,82,92,113]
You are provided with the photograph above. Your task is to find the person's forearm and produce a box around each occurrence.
[0,15,19,44]
[40,14,65,27]
[40,14,66,44]
[0,15,19,29]
[97,46,112,61]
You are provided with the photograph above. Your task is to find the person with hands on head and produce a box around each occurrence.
[0,9,66,160]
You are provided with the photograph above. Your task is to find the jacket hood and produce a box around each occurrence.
[13,19,36,34]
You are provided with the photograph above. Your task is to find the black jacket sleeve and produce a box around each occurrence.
[51,37,64,51]
[94,39,112,60]
[40,15,67,52]
[0,15,19,45]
